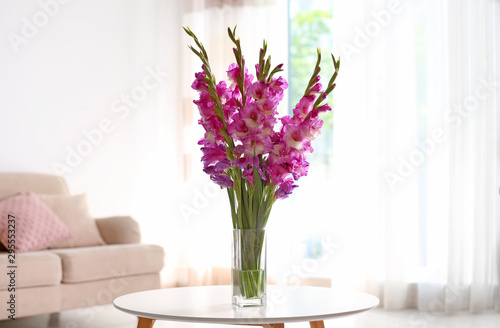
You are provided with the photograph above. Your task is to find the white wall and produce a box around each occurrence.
[0,0,183,243]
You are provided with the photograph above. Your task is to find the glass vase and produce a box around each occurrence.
[232,228,267,307]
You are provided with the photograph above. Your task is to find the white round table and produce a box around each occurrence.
[113,285,379,328]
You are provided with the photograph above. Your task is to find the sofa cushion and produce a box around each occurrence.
[95,216,141,244]
[0,251,62,290]
[0,285,61,320]
[0,172,69,199]
[37,194,106,249]
[52,244,164,283]
[0,192,73,252]
[60,273,160,311]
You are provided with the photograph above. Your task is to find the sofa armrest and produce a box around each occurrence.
[95,216,141,244]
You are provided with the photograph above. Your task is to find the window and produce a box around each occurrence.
[289,0,334,179]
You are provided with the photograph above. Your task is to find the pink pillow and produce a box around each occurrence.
[0,192,72,252]
[37,194,105,248]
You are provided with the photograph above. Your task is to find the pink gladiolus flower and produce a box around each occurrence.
[242,135,274,156]
[242,167,254,184]
[193,92,214,119]
[264,163,287,185]
[211,175,233,188]
[228,115,252,140]
[240,102,264,130]
[201,145,226,167]
[227,63,254,91]
[242,164,264,186]
[199,116,225,143]
[259,97,280,116]
[223,98,238,120]
[269,76,288,93]
[186,26,340,225]
[283,124,310,151]
[233,145,245,158]
[189,53,335,197]
[214,158,231,173]
[199,131,216,146]
[304,119,323,140]
[243,67,255,90]
[275,178,297,199]
[247,81,268,103]
[216,81,231,104]
[293,95,315,121]
[316,103,332,113]
[290,155,309,180]
[307,108,319,120]
[242,157,268,186]
[308,82,323,95]
[267,148,301,185]
[191,72,208,92]
[280,115,298,127]
[261,116,276,137]
[227,63,240,84]
[270,142,286,158]
[233,156,252,170]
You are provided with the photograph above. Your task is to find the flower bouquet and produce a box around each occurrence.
[184,26,339,306]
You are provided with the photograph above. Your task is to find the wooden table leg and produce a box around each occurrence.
[309,321,325,328]
[137,317,155,328]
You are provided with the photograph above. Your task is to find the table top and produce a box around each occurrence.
[113,285,379,325]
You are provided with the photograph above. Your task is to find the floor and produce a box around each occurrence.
[1,306,499,328]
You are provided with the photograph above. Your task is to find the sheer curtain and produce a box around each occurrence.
[329,0,499,314]
[175,2,500,314]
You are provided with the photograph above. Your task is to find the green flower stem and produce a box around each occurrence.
[235,229,265,299]
[312,53,340,110]
[228,27,247,107]
[303,48,322,96]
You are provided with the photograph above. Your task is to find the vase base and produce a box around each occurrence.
[232,294,266,307]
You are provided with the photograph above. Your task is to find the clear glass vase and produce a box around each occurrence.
[232,228,267,307]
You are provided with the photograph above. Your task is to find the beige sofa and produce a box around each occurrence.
[0,173,164,320]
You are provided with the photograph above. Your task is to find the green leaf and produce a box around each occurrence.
[227,188,237,228]
[252,162,263,228]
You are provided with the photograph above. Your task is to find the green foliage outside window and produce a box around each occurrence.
[289,4,334,175]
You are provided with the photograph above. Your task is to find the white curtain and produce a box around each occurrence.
[330,0,499,314]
